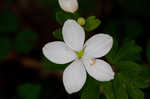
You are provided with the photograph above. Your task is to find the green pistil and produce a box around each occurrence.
[74,47,85,59]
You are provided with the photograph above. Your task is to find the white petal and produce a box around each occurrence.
[84,34,113,58]
[63,60,86,94]
[58,0,78,13]
[62,20,85,51]
[42,41,76,64]
[82,58,114,81]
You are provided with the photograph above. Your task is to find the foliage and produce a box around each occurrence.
[106,39,142,64]
[81,76,100,99]
[102,72,147,99]
[147,40,150,63]
[84,16,101,32]
[52,29,63,40]
[103,82,115,99]
[105,39,149,99]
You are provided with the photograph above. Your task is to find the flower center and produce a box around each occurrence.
[74,47,85,59]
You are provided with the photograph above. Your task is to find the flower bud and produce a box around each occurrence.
[77,17,86,26]
[58,0,78,13]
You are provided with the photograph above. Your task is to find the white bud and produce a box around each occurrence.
[58,0,78,13]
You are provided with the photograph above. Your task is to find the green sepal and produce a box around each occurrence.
[52,29,63,40]
[84,16,101,32]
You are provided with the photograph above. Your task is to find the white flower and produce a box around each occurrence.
[58,0,78,13]
[42,19,115,94]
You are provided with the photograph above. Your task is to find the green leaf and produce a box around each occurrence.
[42,57,67,70]
[52,29,63,40]
[133,76,148,89]
[115,61,142,72]
[121,72,148,89]
[106,39,119,64]
[0,38,11,59]
[114,73,146,99]
[16,83,41,99]
[113,73,128,99]
[84,16,101,32]
[128,86,144,99]
[139,66,150,79]
[113,40,142,63]
[103,82,115,99]
[146,40,150,63]
[15,29,37,54]
[56,11,79,25]
[81,76,100,99]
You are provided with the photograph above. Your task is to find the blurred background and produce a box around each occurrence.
[0,0,150,99]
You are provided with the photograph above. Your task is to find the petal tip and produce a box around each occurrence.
[42,41,76,64]
[42,44,49,57]
[108,71,115,81]
[64,19,80,27]
[65,19,76,23]
[63,60,86,94]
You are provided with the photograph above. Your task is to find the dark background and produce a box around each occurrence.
[0,0,150,99]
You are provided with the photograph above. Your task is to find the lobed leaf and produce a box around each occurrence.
[115,61,142,72]
[103,82,115,99]
[128,85,144,99]
[107,40,142,64]
[81,76,100,99]
[113,73,128,99]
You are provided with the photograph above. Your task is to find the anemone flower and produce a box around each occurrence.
[43,19,115,94]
